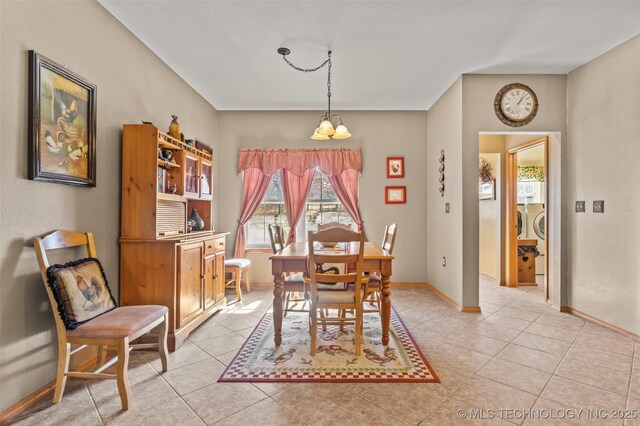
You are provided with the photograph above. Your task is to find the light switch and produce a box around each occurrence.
[575,201,585,213]
[593,200,604,213]
[445,203,450,213]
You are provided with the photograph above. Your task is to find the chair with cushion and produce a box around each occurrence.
[364,223,397,312]
[268,224,307,316]
[33,230,168,411]
[307,228,368,356]
[224,258,251,302]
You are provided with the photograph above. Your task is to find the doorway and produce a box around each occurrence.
[506,138,548,300]
[479,133,555,303]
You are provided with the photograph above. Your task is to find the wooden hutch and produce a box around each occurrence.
[119,124,227,351]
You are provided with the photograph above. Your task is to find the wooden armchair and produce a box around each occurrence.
[307,228,367,356]
[34,230,169,410]
[364,223,397,312]
[268,224,307,316]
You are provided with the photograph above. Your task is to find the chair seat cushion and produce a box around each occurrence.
[46,257,117,330]
[67,305,168,339]
[224,258,251,268]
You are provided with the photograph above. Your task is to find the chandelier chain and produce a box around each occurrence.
[280,50,333,114]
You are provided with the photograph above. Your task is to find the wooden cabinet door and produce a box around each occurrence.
[203,253,216,309]
[177,242,204,328]
[214,252,225,302]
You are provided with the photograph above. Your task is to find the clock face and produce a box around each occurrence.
[494,83,538,127]
[501,88,534,121]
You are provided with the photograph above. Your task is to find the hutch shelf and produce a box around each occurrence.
[119,124,226,351]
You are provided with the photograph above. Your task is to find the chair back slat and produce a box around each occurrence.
[313,273,357,284]
[381,223,398,254]
[313,254,360,264]
[268,224,285,254]
[317,222,352,232]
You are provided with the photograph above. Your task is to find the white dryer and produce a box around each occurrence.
[523,203,545,274]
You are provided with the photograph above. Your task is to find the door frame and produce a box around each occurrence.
[506,137,549,301]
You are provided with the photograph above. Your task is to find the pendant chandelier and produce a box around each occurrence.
[277,47,351,140]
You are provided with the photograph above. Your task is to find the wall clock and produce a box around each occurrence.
[494,83,538,127]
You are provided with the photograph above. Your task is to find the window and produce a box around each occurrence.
[304,169,354,233]
[246,168,354,247]
[246,172,286,248]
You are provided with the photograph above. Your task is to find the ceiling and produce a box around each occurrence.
[99,1,640,111]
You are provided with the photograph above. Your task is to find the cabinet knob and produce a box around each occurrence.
[207,245,213,249]
[218,242,224,246]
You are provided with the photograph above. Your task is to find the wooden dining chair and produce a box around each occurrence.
[34,230,169,410]
[268,224,307,316]
[307,228,368,356]
[364,223,397,312]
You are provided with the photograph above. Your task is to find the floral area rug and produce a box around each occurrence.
[218,307,439,383]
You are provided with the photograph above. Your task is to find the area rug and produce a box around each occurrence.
[218,307,439,383]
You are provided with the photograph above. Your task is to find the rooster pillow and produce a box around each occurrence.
[46,258,117,329]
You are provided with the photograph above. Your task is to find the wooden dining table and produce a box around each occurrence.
[270,241,395,346]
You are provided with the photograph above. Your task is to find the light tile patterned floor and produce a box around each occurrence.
[11,277,640,425]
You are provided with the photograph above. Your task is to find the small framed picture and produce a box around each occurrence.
[386,156,405,178]
[479,179,496,201]
[385,186,406,204]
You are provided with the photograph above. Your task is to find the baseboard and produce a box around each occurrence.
[0,356,97,425]
[560,306,640,342]
[390,282,430,287]
[420,283,481,313]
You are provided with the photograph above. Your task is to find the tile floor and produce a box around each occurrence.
[11,277,640,425]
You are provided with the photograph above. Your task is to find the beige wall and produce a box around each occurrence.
[217,111,428,283]
[461,75,567,308]
[479,135,507,282]
[426,78,463,305]
[0,0,218,410]
[478,152,500,280]
[567,35,640,334]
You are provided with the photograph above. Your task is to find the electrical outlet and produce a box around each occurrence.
[445,203,450,213]
[593,200,605,213]
[442,256,446,267]
[575,201,585,213]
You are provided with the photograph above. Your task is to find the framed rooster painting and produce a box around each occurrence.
[28,51,97,186]
[386,156,404,178]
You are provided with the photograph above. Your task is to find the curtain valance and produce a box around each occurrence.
[237,148,362,177]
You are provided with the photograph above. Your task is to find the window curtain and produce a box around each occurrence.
[238,148,362,177]
[328,168,364,232]
[234,167,272,258]
[281,168,316,244]
[235,148,363,255]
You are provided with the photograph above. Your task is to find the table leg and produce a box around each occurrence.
[273,273,284,346]
[381,274,391,345]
